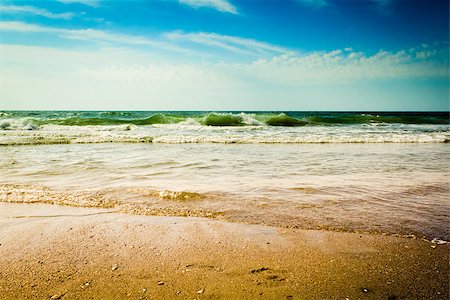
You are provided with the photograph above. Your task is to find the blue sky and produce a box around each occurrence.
[0,0,448,110]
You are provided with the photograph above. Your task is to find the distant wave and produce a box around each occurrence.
[0,113,307,128]
[1,111,448,129]
[1,111,449,145]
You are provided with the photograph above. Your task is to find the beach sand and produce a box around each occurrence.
[0,203,448,299]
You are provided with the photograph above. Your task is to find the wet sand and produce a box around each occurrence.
[0,203,448,299]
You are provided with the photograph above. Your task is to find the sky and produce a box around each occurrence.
[0,0,448,111]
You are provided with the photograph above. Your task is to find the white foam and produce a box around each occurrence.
[0,118,39,131]
[238,112,265,126]
[0,123,449,145]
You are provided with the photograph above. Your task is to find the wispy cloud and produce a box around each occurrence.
[295,0,327,9]
[0,21,193,55]
[55,0,100,7]
[179,0,238,14]
[0,21,292,59]
[0,5,74,19]
[166,31,292,56]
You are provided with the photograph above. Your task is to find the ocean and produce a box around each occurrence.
[1,111,449,240]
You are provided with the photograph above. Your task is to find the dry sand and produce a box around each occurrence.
[0,203,448,299]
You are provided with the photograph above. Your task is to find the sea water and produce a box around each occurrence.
[1,111,449,240]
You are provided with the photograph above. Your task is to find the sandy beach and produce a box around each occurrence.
[0,203,448,299]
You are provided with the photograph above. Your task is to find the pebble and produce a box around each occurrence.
[431,238,447,245]
[362,288,369,293]
[81,282,90,288]
[112,264,118,271]
[157,281,164,285]
[197,289,204,294]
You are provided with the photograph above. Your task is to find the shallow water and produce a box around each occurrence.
[1,142,449,240]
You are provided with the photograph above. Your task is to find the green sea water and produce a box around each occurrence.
[1,111,449,145]
[1,111,448,127]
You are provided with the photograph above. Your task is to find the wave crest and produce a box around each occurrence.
[266,114,308,126]
[2,111,447,129]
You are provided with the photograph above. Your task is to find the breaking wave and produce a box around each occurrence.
[1,111,448,128]
[1,111,449,145]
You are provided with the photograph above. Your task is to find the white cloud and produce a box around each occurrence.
[0,21,47,33]
[0,21,193,55]
[295,0,327,9]
[0,5,74,19]
[179,0,238,14]
[1,22,446,84]
[55,0,100,7]
[234,48,448,85]
[166,31,292,56]
[0,21,292,59]
[1,21,447,78]
[0,44,447,110]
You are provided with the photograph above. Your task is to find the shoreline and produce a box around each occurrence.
[2,182,449,242]
[0,203,448,299]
